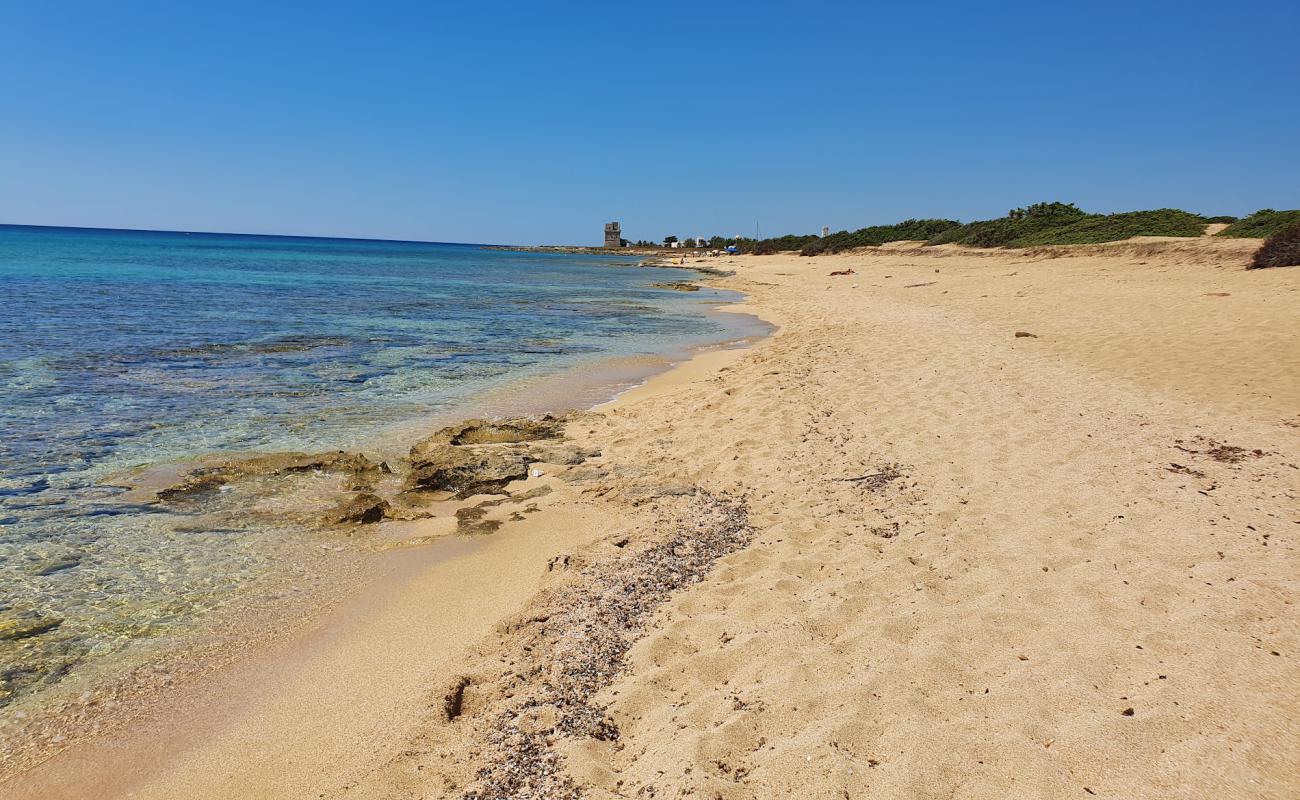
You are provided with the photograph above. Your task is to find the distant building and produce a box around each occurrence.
[604,222,622,248]
[822,226,830,237]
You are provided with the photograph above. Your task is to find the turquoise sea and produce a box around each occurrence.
[0,225,758,712]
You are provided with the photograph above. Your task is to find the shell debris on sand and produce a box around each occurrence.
[461,492,755,800]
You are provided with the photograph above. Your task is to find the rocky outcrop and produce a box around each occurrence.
[405,416,596,499]
[405,443,533,498]
[526,443,601,466]
[416,416,566,447]
[140,416,590,531]
[154,451,389,501]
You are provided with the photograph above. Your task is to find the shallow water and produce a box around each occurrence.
[0,225,757,712]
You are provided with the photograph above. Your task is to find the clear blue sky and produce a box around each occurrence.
[2,1,1297,245]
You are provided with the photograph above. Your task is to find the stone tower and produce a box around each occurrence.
[604,221,621,248]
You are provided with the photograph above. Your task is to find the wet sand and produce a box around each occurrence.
[4,235,1298,799]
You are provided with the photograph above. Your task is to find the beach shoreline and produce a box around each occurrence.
[0,266,771,791]
[4,235,1298,799]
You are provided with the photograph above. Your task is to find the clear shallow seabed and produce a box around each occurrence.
[0,225,760,714]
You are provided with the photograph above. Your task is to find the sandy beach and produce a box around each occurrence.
[4,234,1297,799]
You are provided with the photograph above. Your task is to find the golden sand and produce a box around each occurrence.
[5,235,1297,799]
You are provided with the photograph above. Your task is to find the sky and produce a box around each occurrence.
[1,1,1297,245]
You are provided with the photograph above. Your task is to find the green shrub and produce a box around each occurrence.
[1218,209,1300,239]
[704,204,1288,256]
[1248,222,1300,269]
[926,203,1209,247]
[798,218,960,255]
[751,234,819,255]
[1013,209,1208,246]
[925,202,1093,247]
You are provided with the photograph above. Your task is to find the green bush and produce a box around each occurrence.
[1013,209,1208,246]
[1217,209,1300,239]
[702,204,1287,256]
[925,203,1209,247]
[798,218,960,255]
[1248,222,1300,269]
[751,234,819,255]
[925,202,1093,247]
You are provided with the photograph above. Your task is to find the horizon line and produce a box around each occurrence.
[0,221,503,249]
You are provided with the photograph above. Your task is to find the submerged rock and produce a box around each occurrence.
[155,471,228,500]
[325,492,390,525]
[0,613,63,641]
[650,281,702,292]
[216,450,385,479]
[153,450,386,501]
[27,556,81,576]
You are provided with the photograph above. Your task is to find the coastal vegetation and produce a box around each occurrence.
[798,218,961,255]
[924,203,1209,247]
[651,205,1295,256]
[701,202,1298,255]
[1248,222,1300,269]
[1010,208,1210,246]
[1218,209,1300,239]
[753,234,819,255]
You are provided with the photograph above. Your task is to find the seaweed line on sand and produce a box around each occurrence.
[462,491,755,800]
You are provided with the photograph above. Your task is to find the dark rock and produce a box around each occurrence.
[455,505,504,536]
[1014,331,1038,338]
[155,471,229,500]
[325,493,389,525]
[650,281,701,292]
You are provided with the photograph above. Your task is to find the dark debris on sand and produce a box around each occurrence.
[462,492,755,800]
[1174,436,1267,464]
